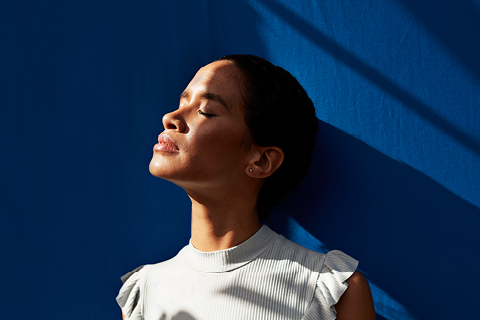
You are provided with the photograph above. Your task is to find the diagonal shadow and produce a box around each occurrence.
[277,119,480,319]
[269,207,415,320]
[396,0,480,82]
[257,0,480,157]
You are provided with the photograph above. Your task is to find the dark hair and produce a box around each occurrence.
[216,54,319,220]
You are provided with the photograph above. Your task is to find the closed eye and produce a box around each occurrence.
[198,110,215,118]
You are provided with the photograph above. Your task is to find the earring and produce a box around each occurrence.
[249,168,253,173]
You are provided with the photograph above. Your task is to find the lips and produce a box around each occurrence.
[154,133,179,153]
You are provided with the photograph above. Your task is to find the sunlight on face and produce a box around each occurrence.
[149,60,252,192]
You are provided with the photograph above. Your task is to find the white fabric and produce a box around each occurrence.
[116,225,358,320]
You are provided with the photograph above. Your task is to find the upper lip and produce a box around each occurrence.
[158,133,179,150]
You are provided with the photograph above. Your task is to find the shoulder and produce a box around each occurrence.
[116,265,149,319]
[120,265,146,284]
[334,270,376,320]
[267,231,328,262]
[315,249,359,302]
[308,250,375,320]
[116,249,186,319]
[267,234,371,319]
[294,248,362,320]
[269,233,358,270]
[119,255,179,284]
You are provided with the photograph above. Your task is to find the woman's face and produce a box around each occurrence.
[149,60,253,191]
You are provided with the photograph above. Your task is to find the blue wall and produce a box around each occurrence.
[1,1,479,319]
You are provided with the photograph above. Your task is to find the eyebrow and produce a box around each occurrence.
[180,91,231,111]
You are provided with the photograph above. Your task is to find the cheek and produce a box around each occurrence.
[191,126,248,163]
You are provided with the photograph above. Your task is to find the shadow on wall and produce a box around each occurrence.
[272,120,480,320]
[397,0,480,82]
[270,208,412,320]
[258,0,480,158]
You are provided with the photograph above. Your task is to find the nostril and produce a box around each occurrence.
[162,112,179,130]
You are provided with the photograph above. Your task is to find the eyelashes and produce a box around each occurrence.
[198,110,216,118]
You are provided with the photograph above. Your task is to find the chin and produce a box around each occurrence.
[149,157,182,181]
[149,158,167,178]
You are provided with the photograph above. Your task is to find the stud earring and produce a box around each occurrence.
[249,168,253,173]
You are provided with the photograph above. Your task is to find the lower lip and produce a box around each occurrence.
[154,143,179,153]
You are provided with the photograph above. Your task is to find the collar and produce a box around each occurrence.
[182,225,278,273]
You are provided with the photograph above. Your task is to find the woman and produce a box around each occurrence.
[117,55,375,320]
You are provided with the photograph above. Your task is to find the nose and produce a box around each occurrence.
[162,110,186,132]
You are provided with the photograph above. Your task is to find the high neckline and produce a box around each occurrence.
[182,225,278,273]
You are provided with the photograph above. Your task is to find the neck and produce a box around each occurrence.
[188,189,262,252]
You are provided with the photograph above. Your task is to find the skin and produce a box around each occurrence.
[123,60,376,319]
[336,271,376,320]
[149,60,284,251]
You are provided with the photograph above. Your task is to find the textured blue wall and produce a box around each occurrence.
[1,1,479,319]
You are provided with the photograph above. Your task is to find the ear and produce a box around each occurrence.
[246,146,284,179]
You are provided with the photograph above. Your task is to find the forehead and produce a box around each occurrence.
[195,60,241,82]
[185,61,245,107]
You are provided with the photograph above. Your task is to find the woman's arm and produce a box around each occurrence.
[334,270,376,320]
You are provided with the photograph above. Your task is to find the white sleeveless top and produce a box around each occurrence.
[117,225,358,320]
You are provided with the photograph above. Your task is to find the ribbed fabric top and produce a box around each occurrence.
[117,225,358,320]
[184,225,277,272]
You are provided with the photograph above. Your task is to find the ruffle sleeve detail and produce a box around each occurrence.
[308,250,358,319]
[116,267,146,320]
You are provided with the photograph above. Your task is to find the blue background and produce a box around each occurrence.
[1,0,479,319]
